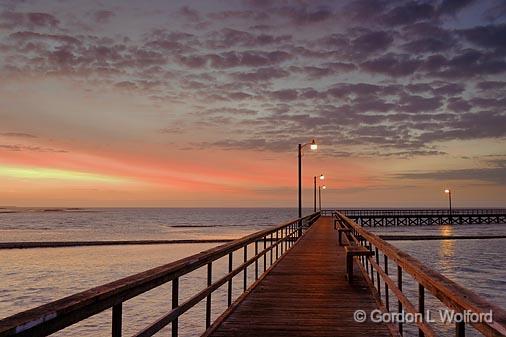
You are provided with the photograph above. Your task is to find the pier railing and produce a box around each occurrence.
[0,212,320,337]
[334,211,506,337]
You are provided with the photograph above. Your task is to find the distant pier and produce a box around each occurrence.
[340,208,506,226]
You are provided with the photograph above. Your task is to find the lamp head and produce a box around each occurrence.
[322,185,326,189]
[444,189,450,194]
[310,139,318,151]
[320,174,325,180]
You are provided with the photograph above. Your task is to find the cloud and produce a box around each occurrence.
[393,167,506,184]
[0,132,37,138]
[0,144,67,153]
[93,10,114,24]
[0,11,60,30]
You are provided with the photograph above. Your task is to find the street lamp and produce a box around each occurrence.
[319,184,326,211]
[315,174,325,211]
[298,139,318,220]
[444,188,452,223]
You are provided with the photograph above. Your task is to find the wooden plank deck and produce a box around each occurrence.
[207,216,392,337]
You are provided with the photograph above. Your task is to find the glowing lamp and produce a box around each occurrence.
[310,139,318,150]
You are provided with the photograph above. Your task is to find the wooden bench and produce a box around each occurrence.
[345,246,374,283]
[337,228,352,246]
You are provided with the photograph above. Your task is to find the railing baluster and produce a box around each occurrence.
[255,240,259,280]
[276,230,279,259]
[456,321,465,337]
[375,247,380,297]
[419,284,425,337]
[172,277,179,337]
[398,266,403,336]
[228,253,233,307]
[384,255,389,312]
[270,233,273,265]
[243,245,247,292]
[263,235,267,272]
[112,303,122,337]
[206,262,212,329]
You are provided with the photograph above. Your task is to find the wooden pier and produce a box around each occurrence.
[1,211,505,337]
[205,216,391,337]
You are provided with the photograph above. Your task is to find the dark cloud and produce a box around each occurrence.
[351,30,393,57]
[93,10,114,24]
[0,132,37,138]
[361,54,421,77]
[205,28,291,49]
[274,5,334,25]
[0,11,60,30]
[231,67,289,82]
[382,1,435,26]
[438,0,477,16]
[393,167,506,184]
[459,23,506,50]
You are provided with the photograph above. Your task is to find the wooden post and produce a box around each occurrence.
[456,321,465,337]
[384,255,390,312]
[172,277,179,337]
[255,240,259,280]
[419,284,425,337]
[243,246,247,292]
[228,253,233,307]
[112,303,122,337]
[398,266,403,336]
[206,263,212,329]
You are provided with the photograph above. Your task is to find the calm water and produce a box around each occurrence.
[1,208,505,336]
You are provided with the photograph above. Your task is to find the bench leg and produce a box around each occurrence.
[346,254,354,282]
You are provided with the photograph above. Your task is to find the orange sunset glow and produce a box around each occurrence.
[0,0,505,208]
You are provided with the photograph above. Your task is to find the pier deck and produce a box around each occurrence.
[207,216,391,337]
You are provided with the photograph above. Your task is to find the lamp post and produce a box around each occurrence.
[319,185,326,211]
[298,139,317,221]
[316,174,325,211]
[313,176,317,212]
[444,188,452,223]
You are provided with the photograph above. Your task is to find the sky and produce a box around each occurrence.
[0,0,505,208]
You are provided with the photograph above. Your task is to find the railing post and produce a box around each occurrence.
[398,266,403,336]
[263,235,267,272]
[255,240,259,280]
[206,262,212,329]
[384,255,389,312]
[276,230,279,259]
[456,321,465,337]
[228,253,233,307]
[375,247,380,297]
[270,233,273,265]
[112,303,122,337]
[419,284,425,337]
[172,277,179,337]
[243,245,247,292]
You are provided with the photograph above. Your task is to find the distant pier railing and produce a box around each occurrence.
[334,211,506,337]
[335,208,506,226]
[0,212,320,337]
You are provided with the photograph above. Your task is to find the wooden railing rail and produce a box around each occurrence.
[0,212,321,337]
[334,212,506,337]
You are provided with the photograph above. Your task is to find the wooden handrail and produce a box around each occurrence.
[0,212,321,337]
[336,212,506,337]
